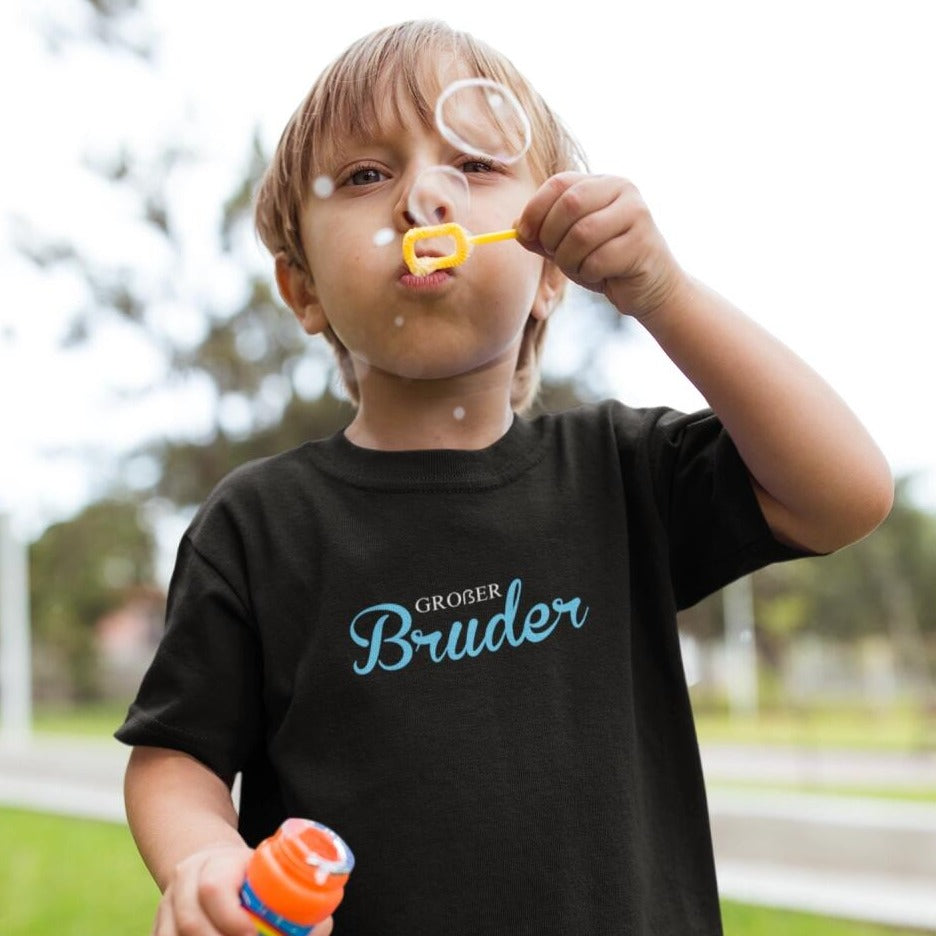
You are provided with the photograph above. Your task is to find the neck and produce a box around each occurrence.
[345,368,516,451]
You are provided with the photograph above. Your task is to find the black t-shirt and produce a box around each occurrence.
[117,401,805,935]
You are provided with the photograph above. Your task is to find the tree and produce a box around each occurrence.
[29,499,158,700]
[753,478,936,640]
[34,0,154,58]
[678,478,936,712]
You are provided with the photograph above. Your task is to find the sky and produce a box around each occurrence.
[1,0,935,546]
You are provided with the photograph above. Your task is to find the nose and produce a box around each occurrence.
[393,197,416,233]
[392,188,420,233]
[394,188,454,232]
[394,165,467,231]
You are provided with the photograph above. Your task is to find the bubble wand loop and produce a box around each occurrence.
[402,223,518,276]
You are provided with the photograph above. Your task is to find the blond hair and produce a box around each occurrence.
[255,20,585,412]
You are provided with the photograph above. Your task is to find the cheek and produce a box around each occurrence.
[305,234,387,315]
[487,247,544,306]
[303,205,383,270]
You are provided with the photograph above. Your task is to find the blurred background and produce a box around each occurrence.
[1,1,934,934]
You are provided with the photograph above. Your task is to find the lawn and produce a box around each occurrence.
[0,808,158,935]
[0,808,926,936]
[720,902,928,936]
[692,703,936,753]
[707,778,936,804]
[33,701,130,738]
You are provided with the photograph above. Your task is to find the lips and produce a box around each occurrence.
[399,268,453,288]
[397,250,455,283]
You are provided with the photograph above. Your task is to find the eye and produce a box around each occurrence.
[459,156,497,175]
[343,165,388,186]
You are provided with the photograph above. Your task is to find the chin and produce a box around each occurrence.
[355,328,522,385]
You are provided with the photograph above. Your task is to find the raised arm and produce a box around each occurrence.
[636,276,893,551]
[518,173,894,553]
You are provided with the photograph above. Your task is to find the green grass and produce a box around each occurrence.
[0,808,926,936]
[693,704,936,753]
[0,808,158,935]
[721,901,927,936]
[708,779,936,804]
[33,701,130,738]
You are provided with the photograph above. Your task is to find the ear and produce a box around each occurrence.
[275,253,328,336]
[530,260,565,322]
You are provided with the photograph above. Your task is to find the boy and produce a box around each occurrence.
[117,20,893,936]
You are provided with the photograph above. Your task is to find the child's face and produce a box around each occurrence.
[291,91,552,389]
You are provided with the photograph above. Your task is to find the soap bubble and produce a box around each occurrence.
[312,175,335,199]
[394,316,405,327]
[372,227,396,247]
[453,406,466,421]
[407,165,470,228]
[435,78,532,165]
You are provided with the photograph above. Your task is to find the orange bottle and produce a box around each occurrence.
[240,818,355,936]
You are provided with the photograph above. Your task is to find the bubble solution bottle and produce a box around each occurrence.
[240,818,355,936]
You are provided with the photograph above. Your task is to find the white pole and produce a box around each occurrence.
[722,575,758,717]
[0,513,32,746]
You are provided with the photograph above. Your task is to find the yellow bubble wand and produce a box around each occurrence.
[402,223,517,276]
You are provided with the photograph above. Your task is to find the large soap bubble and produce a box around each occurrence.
[406,165,470,228]
[435,78,532,165]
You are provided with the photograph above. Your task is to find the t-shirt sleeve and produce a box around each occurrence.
[115,532,264,785]
[642,406,812,609]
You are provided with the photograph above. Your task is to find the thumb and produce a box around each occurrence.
[311,917,334,936]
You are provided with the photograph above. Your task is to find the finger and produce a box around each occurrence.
[197,851,256,936]
[312,917,335,936]
[516,172,586,248]
[537,176,624,259]
[170,855,215,935]
[574,232,644,288]
[560,183,662,284]
[548,196,636,281]
[198,876,256,936]
[151,896,177,936]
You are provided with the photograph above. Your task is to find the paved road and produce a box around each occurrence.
[708,789,936,930]
[702,743,936,930]
[0,735,128,822]
[2,738,935,930]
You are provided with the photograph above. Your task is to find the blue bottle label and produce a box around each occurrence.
[240,879,313,936]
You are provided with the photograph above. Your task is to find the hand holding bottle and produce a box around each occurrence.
[240,819,355,936]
